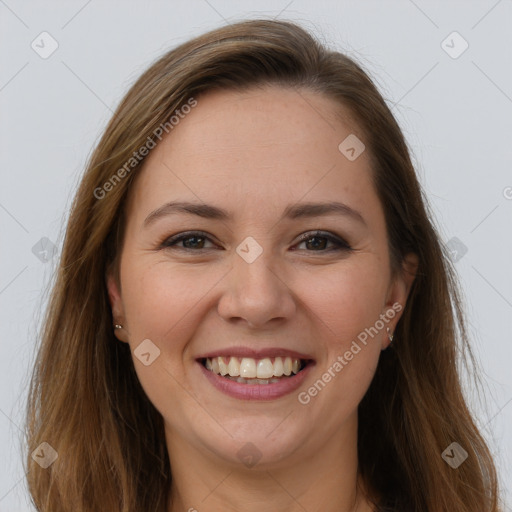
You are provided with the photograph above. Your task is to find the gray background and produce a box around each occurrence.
[1,0,511,509]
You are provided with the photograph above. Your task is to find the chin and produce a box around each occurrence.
[192,417,308,469]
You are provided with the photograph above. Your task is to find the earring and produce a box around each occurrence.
[386,327,394,342]
[114,324,123,330]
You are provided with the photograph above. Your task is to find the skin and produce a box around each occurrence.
[107,86,417,512]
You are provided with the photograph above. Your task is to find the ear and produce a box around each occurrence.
[381,252,418,349]
[106,271,129,343]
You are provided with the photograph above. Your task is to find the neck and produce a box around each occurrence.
[165,414,374,512]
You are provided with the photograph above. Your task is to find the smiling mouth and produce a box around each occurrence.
[199,356,312,385]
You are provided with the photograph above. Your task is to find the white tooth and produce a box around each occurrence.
[228,356,240,377]
[273,357,284,377]
[283,357,292,376]
[236,377,246,383]
[213,355,300,379]
[240,358,257,378]
[270,378,280,383]
[218,357,229,376]
[256,358,274,379]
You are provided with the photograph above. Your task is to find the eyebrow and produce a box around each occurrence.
[143,200,367,227]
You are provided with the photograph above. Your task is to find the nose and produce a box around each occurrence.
[217,252,297,329]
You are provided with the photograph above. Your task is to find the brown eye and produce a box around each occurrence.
[160,230,352,254]
[161,231,216,250]
[294,231,352,252]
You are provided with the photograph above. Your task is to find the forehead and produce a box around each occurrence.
[125,86,379,225]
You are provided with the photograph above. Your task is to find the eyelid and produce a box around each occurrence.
[160,230,217,249]
[294,230,352,251]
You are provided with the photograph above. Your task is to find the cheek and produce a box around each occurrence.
[303,258,389,344]
[121,258,223,342]
[119,259,217,421]
[121,252,389,356]
[296,259,387,407]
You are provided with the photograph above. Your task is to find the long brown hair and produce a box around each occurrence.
[24,18,501,512]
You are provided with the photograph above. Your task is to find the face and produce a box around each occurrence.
[107,86,415,471]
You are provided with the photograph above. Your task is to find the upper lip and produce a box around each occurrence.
[196,347,315,361]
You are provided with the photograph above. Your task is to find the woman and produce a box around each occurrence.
[24,18,501,512]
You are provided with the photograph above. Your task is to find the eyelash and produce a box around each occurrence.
[160,230,352,253]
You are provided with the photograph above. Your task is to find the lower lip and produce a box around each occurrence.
[197,360,315,401]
